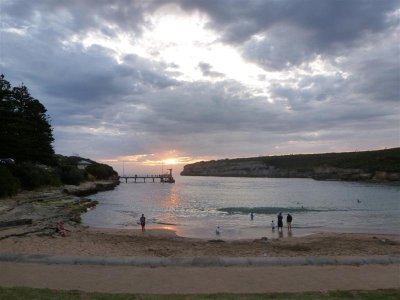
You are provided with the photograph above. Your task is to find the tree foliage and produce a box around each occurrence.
[86,163,117,180]
[0,75,118,196]
[259,148,400,172]
[10,162,61,190]
[0,74,54,164]
[0,166,20,197]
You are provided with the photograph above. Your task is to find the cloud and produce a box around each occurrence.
[177,0,399,69]
[198,62,225,78]
[1,28,178,125]
[1,0,398,168]
[1,0,150,38]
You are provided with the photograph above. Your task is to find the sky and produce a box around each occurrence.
[1,0,399,175]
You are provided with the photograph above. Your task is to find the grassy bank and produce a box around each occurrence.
[0,287,399,300]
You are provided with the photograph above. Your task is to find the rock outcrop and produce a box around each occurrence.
[63,180,119,196]
[0,180,119,240]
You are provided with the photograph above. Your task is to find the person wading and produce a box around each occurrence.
[287,213,293,231]
[140,214,146,232]
[277,212,283,232]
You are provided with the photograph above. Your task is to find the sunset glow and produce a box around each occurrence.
[100,153,211,175]
[163,158,179,165]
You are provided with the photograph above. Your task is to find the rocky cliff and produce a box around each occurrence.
[181,148,400,181]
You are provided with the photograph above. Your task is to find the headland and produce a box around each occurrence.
[181,148,400,181]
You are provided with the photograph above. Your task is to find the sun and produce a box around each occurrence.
[163,158,178,165]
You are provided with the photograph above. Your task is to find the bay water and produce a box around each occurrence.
[82,176,400,239]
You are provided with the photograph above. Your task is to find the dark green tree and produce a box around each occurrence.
[0,74,54,164]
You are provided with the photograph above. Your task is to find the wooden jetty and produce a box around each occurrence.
[119,169,175,183]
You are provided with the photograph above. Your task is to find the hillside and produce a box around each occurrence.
[0,154,119,197]
[181,148,400,181]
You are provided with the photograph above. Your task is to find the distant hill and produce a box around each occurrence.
[181,148,400,181]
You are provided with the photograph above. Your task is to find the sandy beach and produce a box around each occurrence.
[1,225,399,258]
[1,184,399,294]
[0,227,399,294]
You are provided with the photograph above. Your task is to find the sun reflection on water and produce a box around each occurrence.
[166,186,180,207]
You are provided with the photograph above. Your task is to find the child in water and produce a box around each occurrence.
[271,220,275,231]
[216,225,221,235]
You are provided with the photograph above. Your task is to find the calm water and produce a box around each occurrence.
[82,176,400,239]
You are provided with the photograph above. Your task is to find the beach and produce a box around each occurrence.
[1,226,399,258]
[1,183,399,294]
[0,226,399,294]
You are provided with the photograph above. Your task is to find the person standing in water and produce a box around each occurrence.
[140,214,146,232]
[286,213,293,231]
[250,212,254,220]
[216,225,221,236]
[277,212,283,232]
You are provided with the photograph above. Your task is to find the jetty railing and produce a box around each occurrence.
[119,174,175,183]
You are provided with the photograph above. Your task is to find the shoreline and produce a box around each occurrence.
[1,183,399,259]
[85,222,400,241]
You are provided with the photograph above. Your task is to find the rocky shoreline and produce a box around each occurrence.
[63,180,120,196]
[0,180,119,240]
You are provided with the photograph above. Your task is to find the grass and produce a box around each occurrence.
[0,287,399,300]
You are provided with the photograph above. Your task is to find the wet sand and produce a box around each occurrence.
[0,226,399,258]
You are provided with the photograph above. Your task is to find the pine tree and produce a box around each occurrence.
[0,74,54,164]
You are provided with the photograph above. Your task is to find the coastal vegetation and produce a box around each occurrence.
[0,155,118,197]
[181,148,400,181]
[0,74,117,197]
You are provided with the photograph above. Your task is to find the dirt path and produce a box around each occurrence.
[0,262,398,294]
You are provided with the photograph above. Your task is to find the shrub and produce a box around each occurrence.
[86,163,117,180]
[0,166,20,197]
[11,162,60,190]
[60,165,87,185]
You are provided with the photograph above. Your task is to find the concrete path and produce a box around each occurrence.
[0,254,399,294]
[1,253,399,267]
[0,262,399,294]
